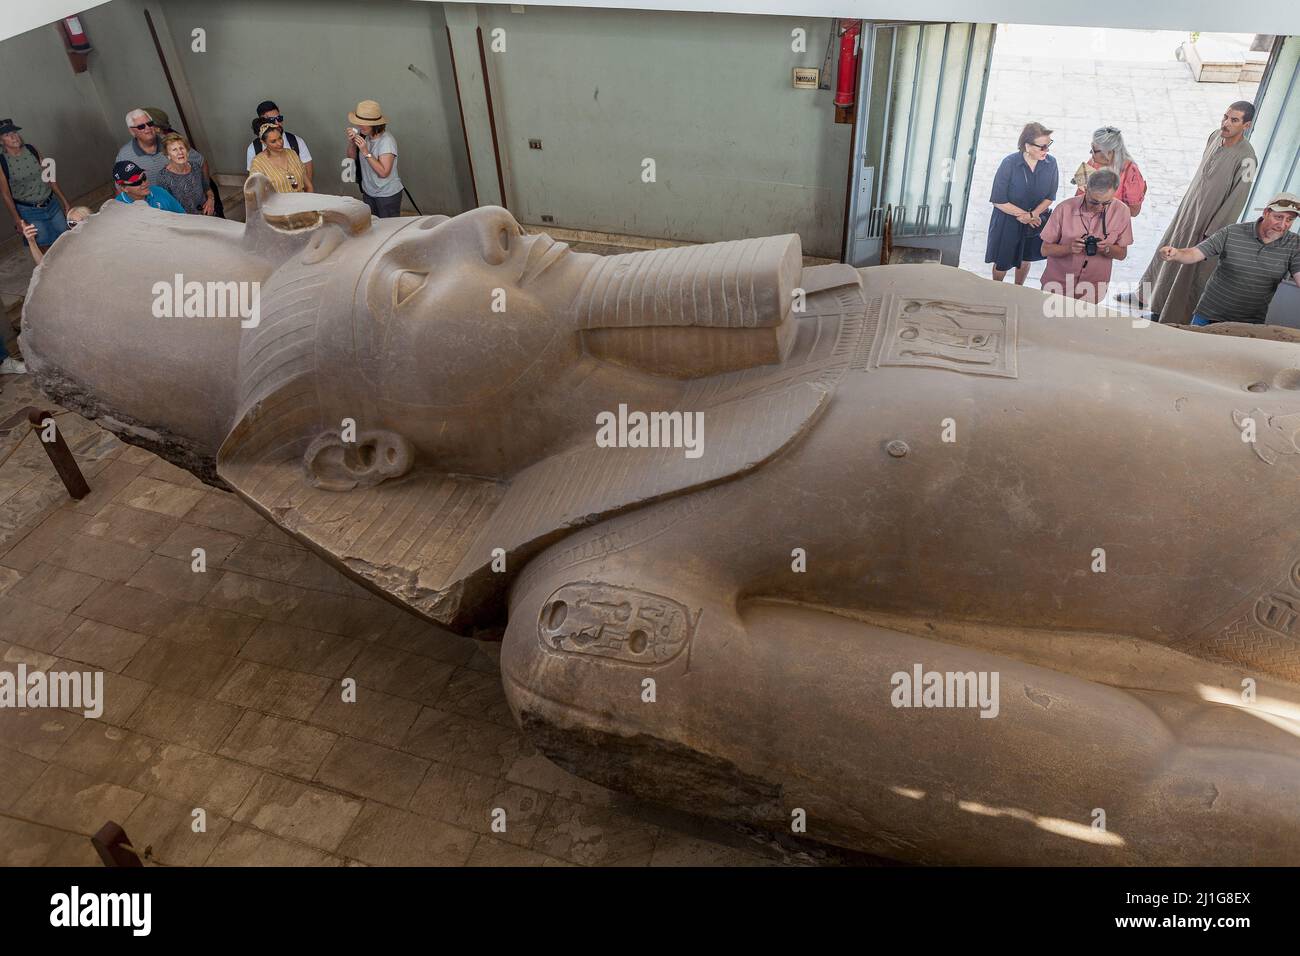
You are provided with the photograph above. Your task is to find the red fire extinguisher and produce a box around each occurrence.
[62,15,92,53]
[834,19,862,110]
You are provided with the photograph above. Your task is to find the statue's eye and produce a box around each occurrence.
[394,270,426,308]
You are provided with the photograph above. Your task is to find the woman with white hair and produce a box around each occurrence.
[1073,126,1146,217]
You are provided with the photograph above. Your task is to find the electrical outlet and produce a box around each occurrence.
[528,139,543,150]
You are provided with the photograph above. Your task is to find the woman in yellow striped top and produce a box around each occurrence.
[248,123,312,193]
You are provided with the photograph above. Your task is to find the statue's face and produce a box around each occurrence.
[354,206,586,411]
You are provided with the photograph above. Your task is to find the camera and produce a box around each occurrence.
[1083,235,1099,256]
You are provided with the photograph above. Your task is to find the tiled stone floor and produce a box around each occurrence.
[0,375,857,867]
[959,26,1261,305]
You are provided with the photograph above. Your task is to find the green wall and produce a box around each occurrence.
[79,0,182,146]
[0,20,122,236]
[2,0,853,256]
[157,0,476,215]
[479,5,851,256]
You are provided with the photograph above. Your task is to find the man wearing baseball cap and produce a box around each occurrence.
[1158,192,1300,326]
[112,160,184,213]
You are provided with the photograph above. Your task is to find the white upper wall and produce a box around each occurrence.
[5,0,113,42]
[470,0,1300,33]
[9,0,1299,44]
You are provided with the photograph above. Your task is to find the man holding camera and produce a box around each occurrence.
[1039,168,1133,304]
[1158,192,1300,326]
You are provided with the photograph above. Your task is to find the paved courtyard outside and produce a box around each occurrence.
[959,25,1261,305]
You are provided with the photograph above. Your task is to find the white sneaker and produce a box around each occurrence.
[0,357,27,374]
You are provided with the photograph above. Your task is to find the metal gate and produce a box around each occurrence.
[844,22,996,266]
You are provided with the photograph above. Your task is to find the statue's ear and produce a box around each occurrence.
[242,172,372,265]
[303,429,415,491]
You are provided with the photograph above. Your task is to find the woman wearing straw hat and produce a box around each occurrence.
[346,99,403,218]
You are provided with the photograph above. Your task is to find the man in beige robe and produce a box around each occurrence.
[1135,102,1257,324]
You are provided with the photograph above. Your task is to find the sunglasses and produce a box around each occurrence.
[131,121,154,130]
[1270,201,1300,212]
[262,114,285,123]
[1031,140,1053,151]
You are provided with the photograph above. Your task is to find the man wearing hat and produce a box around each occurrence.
[112,161,184,213]
[1158,192,1300,326]
[346,99,404,218]
[0,118,71,247]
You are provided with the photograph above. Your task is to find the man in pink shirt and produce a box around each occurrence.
[1040,168,1134,303]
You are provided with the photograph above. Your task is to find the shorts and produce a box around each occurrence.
[361,191,403,218]
[16,198,68,247]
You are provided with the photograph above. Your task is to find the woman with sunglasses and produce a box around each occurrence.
[248,123,313,194]
[1072,126,1146,218]
[985,122,1059,285]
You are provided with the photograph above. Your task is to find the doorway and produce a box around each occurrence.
[956,24,1261,300]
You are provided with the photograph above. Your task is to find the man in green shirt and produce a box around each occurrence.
[0,118,71,248]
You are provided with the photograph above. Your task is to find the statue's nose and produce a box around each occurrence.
[455,205,525,266]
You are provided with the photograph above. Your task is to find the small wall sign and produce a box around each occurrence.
[792,68,820,89]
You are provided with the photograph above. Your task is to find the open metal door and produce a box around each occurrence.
[1244,35,1300,213]
[844,22,996,266]
[1245,34,1300,326]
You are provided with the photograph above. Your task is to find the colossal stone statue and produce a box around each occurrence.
[21,176,1300,865]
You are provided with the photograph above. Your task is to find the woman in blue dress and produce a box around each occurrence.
[985,122,1059,284]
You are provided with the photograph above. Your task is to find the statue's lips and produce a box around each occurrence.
[518,235,571,287]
